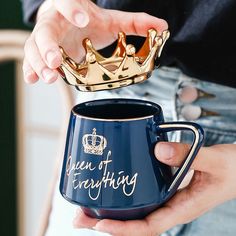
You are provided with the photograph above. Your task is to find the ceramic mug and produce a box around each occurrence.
[60,98,204,220]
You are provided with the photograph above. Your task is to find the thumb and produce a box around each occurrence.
[54,0,94,28]
[154,142,223,173]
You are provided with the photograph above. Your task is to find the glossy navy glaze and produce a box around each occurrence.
[60,99,204,220]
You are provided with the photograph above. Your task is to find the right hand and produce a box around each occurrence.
[73,143,236,236]
[23,0,168,84]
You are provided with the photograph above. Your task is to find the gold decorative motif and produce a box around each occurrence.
[82,128,107,155]
[57,29,170,92]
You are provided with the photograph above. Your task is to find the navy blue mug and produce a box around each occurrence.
[60,98,204,220]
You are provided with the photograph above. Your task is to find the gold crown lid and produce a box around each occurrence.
[57,29,170,92]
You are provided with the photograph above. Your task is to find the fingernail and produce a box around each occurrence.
[41,68,58,83]
[74,11,89,28]
[157,143,175,160]
[45,50,61,68]
[24,71,38,84]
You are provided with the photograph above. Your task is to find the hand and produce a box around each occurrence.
[23,0,168,84]
[73,142,236,236]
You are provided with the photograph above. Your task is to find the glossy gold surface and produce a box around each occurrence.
[57,29,170,92]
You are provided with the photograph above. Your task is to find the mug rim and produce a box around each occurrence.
[72,98,162,122]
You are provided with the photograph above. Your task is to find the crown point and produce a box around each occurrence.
[86,52,96,63]
[83,38,90,44]
[155,36,163,46]
[126,44,136,56]
[162,29,170,40]
[148,28,158,36]
[83,38,93,51]
[118,31,126,39]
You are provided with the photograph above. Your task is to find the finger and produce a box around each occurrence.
[34,15,62,69]
[145,185,210,234]
[154,142,224,173]
[22,59,39,84]
[73,209,99,229]
[146,168,228,234]
[108,9,168,36]
[54,0,95,28]
[94,219,152,236]
[24,37,59,83]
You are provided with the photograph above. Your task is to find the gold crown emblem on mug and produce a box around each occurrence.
[82,128,107,155]
[57,29,170,92]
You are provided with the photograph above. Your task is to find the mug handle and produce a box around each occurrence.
[157,122,204,200]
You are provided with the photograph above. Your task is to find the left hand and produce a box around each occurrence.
[73,142,236,236]
[23,0,167,84]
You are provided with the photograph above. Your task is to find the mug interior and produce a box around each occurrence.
[73,99,160,120]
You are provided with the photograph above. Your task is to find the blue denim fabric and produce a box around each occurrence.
[76,66,236,236]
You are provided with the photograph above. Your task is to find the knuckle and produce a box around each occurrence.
[140,12,149,19]
[33,29,47,46]
[28,57,45,74]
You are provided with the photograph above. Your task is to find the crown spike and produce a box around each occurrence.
[83,38,106,61]
[58,46,87,85]
[157,29,170,57]
[112,31,127,58]
[140,36,162,70]
[58,28,170,92]
[136,28,157,62]
[113,44,141,79]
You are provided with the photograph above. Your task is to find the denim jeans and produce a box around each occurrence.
[74,66,236,236]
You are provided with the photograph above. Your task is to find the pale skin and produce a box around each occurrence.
[23,0,236,235]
